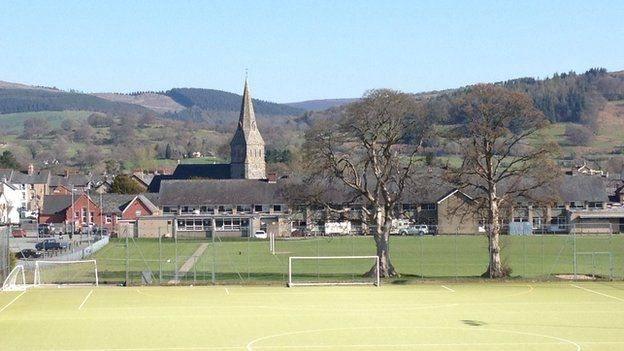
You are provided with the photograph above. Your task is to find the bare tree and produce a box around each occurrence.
[448,84,559,278]
[302,89,431,277]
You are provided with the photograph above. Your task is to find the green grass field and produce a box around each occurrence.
[93,235,624,285]
[1,282,624,350]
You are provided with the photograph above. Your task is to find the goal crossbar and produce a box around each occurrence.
[288,255,380,287]
[34,259,99,286]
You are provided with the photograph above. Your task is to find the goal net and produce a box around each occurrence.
[288,256,380,287]
[34,260,99,286]
[1,265,29,291]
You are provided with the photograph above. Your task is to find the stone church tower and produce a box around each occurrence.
[230,79,266,179]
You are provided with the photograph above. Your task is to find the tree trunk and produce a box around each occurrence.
[485,197,505,278]
[365,209,398,278]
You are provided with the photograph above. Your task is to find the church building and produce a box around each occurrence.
[148,79,267,191]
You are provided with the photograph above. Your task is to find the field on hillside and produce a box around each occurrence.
[93,235,624,285]
[0,110,92,132]
[1,282,624,350]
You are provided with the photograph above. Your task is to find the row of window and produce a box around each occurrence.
[176,218,251,231]
[164,204,284,214]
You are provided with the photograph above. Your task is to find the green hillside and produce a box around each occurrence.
[0,88,150,115]
[164,88,304,116]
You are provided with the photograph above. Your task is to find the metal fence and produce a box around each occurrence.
[88,228,624,286]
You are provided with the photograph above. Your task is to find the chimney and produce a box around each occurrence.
[27,163,35,175]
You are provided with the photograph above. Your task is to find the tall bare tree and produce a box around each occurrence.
[449,84,559,278]
[302,89,431,277]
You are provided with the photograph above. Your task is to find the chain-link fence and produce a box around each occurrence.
[89,227,624,286]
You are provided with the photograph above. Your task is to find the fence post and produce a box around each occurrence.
[125,231,129,285]
[572,231,577,280]
[211,222,216,284]
[158,228,162,284]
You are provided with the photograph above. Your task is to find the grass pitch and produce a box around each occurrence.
[94,235,624,284]
[1,282,624,350]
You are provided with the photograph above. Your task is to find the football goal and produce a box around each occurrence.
[34,260,99,286]
[1,265,29,291]
[288,256,380,287]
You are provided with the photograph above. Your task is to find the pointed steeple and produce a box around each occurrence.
[230,78,266,179]
[237,78,258,131]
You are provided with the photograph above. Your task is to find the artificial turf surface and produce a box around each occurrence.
[1,282,624,350]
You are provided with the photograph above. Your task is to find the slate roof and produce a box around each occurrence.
[40,195,74,215]
[557,175,608,203]
[149,164,232,192]
[98,193,160,214]
[158,179,287,206]
[171,164,231,179]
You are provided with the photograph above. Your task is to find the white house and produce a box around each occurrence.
[0,180,21,224]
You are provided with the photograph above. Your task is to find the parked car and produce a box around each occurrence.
[398,224,434,236]
[35,239,68,251]
[11,229,27,238]
[253,230,268,239]
[15,249,42,259]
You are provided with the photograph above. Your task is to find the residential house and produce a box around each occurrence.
[39,194,103,233]
[99,194,160,237]
[0,181,21,224]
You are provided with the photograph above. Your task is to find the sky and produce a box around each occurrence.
[1,1,623,103]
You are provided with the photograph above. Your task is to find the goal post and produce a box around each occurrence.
[34,260,99,286]
[288,256,380,287]
[1,265,29,291]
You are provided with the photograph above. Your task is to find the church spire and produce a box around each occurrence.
[238,78,257,131]
[230,77,266,179]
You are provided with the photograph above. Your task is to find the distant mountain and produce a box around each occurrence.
[0,88,150,115]
[163,88,304,116]
[286,98,359,111]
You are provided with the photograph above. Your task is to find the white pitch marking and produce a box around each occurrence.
[571,284,624,302]
[225,287,230,295]
[78,290,94,310]
[0,290,26,314]
[440,285,455,292]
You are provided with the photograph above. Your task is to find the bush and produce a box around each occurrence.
[565,125,594,146]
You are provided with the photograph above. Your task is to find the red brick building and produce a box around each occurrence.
[39,194,103,232]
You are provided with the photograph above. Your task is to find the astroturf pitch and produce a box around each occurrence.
[1,282,624,350]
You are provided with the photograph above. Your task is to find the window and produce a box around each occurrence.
[570,201,584,209]
[588,202,603,209]
[254,205,264,212]
[532,217,542,230]
[177,219,209,231]
[421,203,437,211]
[237,205,251,213]
[105,215,112,224]
[273,205,282,212]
